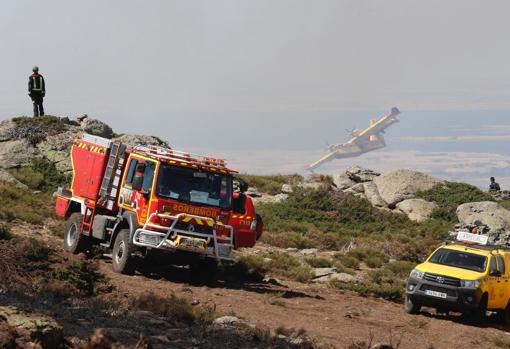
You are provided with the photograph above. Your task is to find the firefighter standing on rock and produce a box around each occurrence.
[28,66,45,117]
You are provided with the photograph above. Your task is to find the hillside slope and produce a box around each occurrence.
[1,115,510,348]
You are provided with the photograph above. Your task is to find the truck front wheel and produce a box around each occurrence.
[404,295,421,314]
[112,229,137,275]
[64,213,90,254]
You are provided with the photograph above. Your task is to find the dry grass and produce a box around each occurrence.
[129,292,215,326]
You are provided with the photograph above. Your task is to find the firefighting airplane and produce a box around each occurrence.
[306,107,401,171]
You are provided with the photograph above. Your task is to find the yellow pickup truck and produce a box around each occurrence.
[405,232,510,322]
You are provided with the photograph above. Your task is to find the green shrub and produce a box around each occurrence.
[333,262,356,275]
[261,231,316,249]
[0,224,12,240]
[11,116,66,145]
[334,254,360,270]
[266,252,314,283]
[236,174,303,195]
[331,260,414,301]
[53,260,105,296]
[9,158,69,192]
[130,292,215,325]
[305,256,333,268]
[0,182,54,224]
[347,248,389,266]
[24,238,50,261]
[234,254,268,279]
[416,182,493,222]
[364,255,384,268]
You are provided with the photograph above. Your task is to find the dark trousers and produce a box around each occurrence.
[31,94,44,117]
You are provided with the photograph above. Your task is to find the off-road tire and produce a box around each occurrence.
[499,301,510,325]
[112,229,137,275]
[469,295,487,324]
[63,213,90,254]
[404,295,421,314]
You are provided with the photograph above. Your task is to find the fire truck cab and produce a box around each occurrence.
[55,134,263,274]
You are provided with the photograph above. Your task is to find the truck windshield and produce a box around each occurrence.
[156,164,232,210]
[428,248,487,272]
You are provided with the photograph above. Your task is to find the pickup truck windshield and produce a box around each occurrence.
[428,248,487,272]
[156,164,232,210]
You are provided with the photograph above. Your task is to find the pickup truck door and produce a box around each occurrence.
[497,254,510,309]
[487,256,501,309]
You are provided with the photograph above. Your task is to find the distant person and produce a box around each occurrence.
[28,66,45,117]
[489,177,501,191]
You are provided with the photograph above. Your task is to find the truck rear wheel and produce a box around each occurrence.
[64,213,90,254]
[499,301,510,325]
[404,295,421,314]
[112,229,137,275]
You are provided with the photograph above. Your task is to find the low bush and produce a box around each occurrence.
[9,158,69,192]
[331,260,414,301]
[236,174,303,195]
[266,251,314,283]
[130,292,215,325]
[334,254,360,270]
[0,182,54,224]
[11,115,66,145]
[24,238,50,261]
[346,248,389,266]
[305,256,333,268]
[53,260,105,296]
[0,224,12,240]
[416,182,493,222]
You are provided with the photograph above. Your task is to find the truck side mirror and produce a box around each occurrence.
[417,255,425,263]
[132,175,143,191]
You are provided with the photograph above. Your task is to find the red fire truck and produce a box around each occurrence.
[55,134,263,274]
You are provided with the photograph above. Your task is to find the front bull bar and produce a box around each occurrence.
[132,212,234,261]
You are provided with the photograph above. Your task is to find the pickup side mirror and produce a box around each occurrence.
[417,255,425,263]
[132,175,143,191]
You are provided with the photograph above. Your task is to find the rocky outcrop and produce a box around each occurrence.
[115,134,169,148]
[456,201,510,232]
[331,167,444,221]
[0,115,169,176]
[396,199,437,222]
[373,170,442,208]
[0,169,28,189]
[345,166,380,183]
[80,117,113,138]
[0,139,37,168]
[363,182,387,208]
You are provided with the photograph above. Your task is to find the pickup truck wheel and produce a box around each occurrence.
[64,213,90,254]
[404,295,421,314]
[469,295,488,324]
[112,229,137,275]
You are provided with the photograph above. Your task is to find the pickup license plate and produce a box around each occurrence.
[425,290,447,299]
[177,236,206,251]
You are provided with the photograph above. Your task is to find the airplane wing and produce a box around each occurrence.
[306,151,339,171]
[346,107,400,144]
[306,144,362,171]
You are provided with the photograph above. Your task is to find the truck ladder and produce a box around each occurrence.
[81,204,96,236]
[98,141,126,210]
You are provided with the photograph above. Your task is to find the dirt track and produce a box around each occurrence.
[98,254,509,349]
[10,223,510,348]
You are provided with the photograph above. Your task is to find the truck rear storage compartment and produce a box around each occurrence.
[71,138,110,201]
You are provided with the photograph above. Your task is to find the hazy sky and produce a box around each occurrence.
[1,1,510,186]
